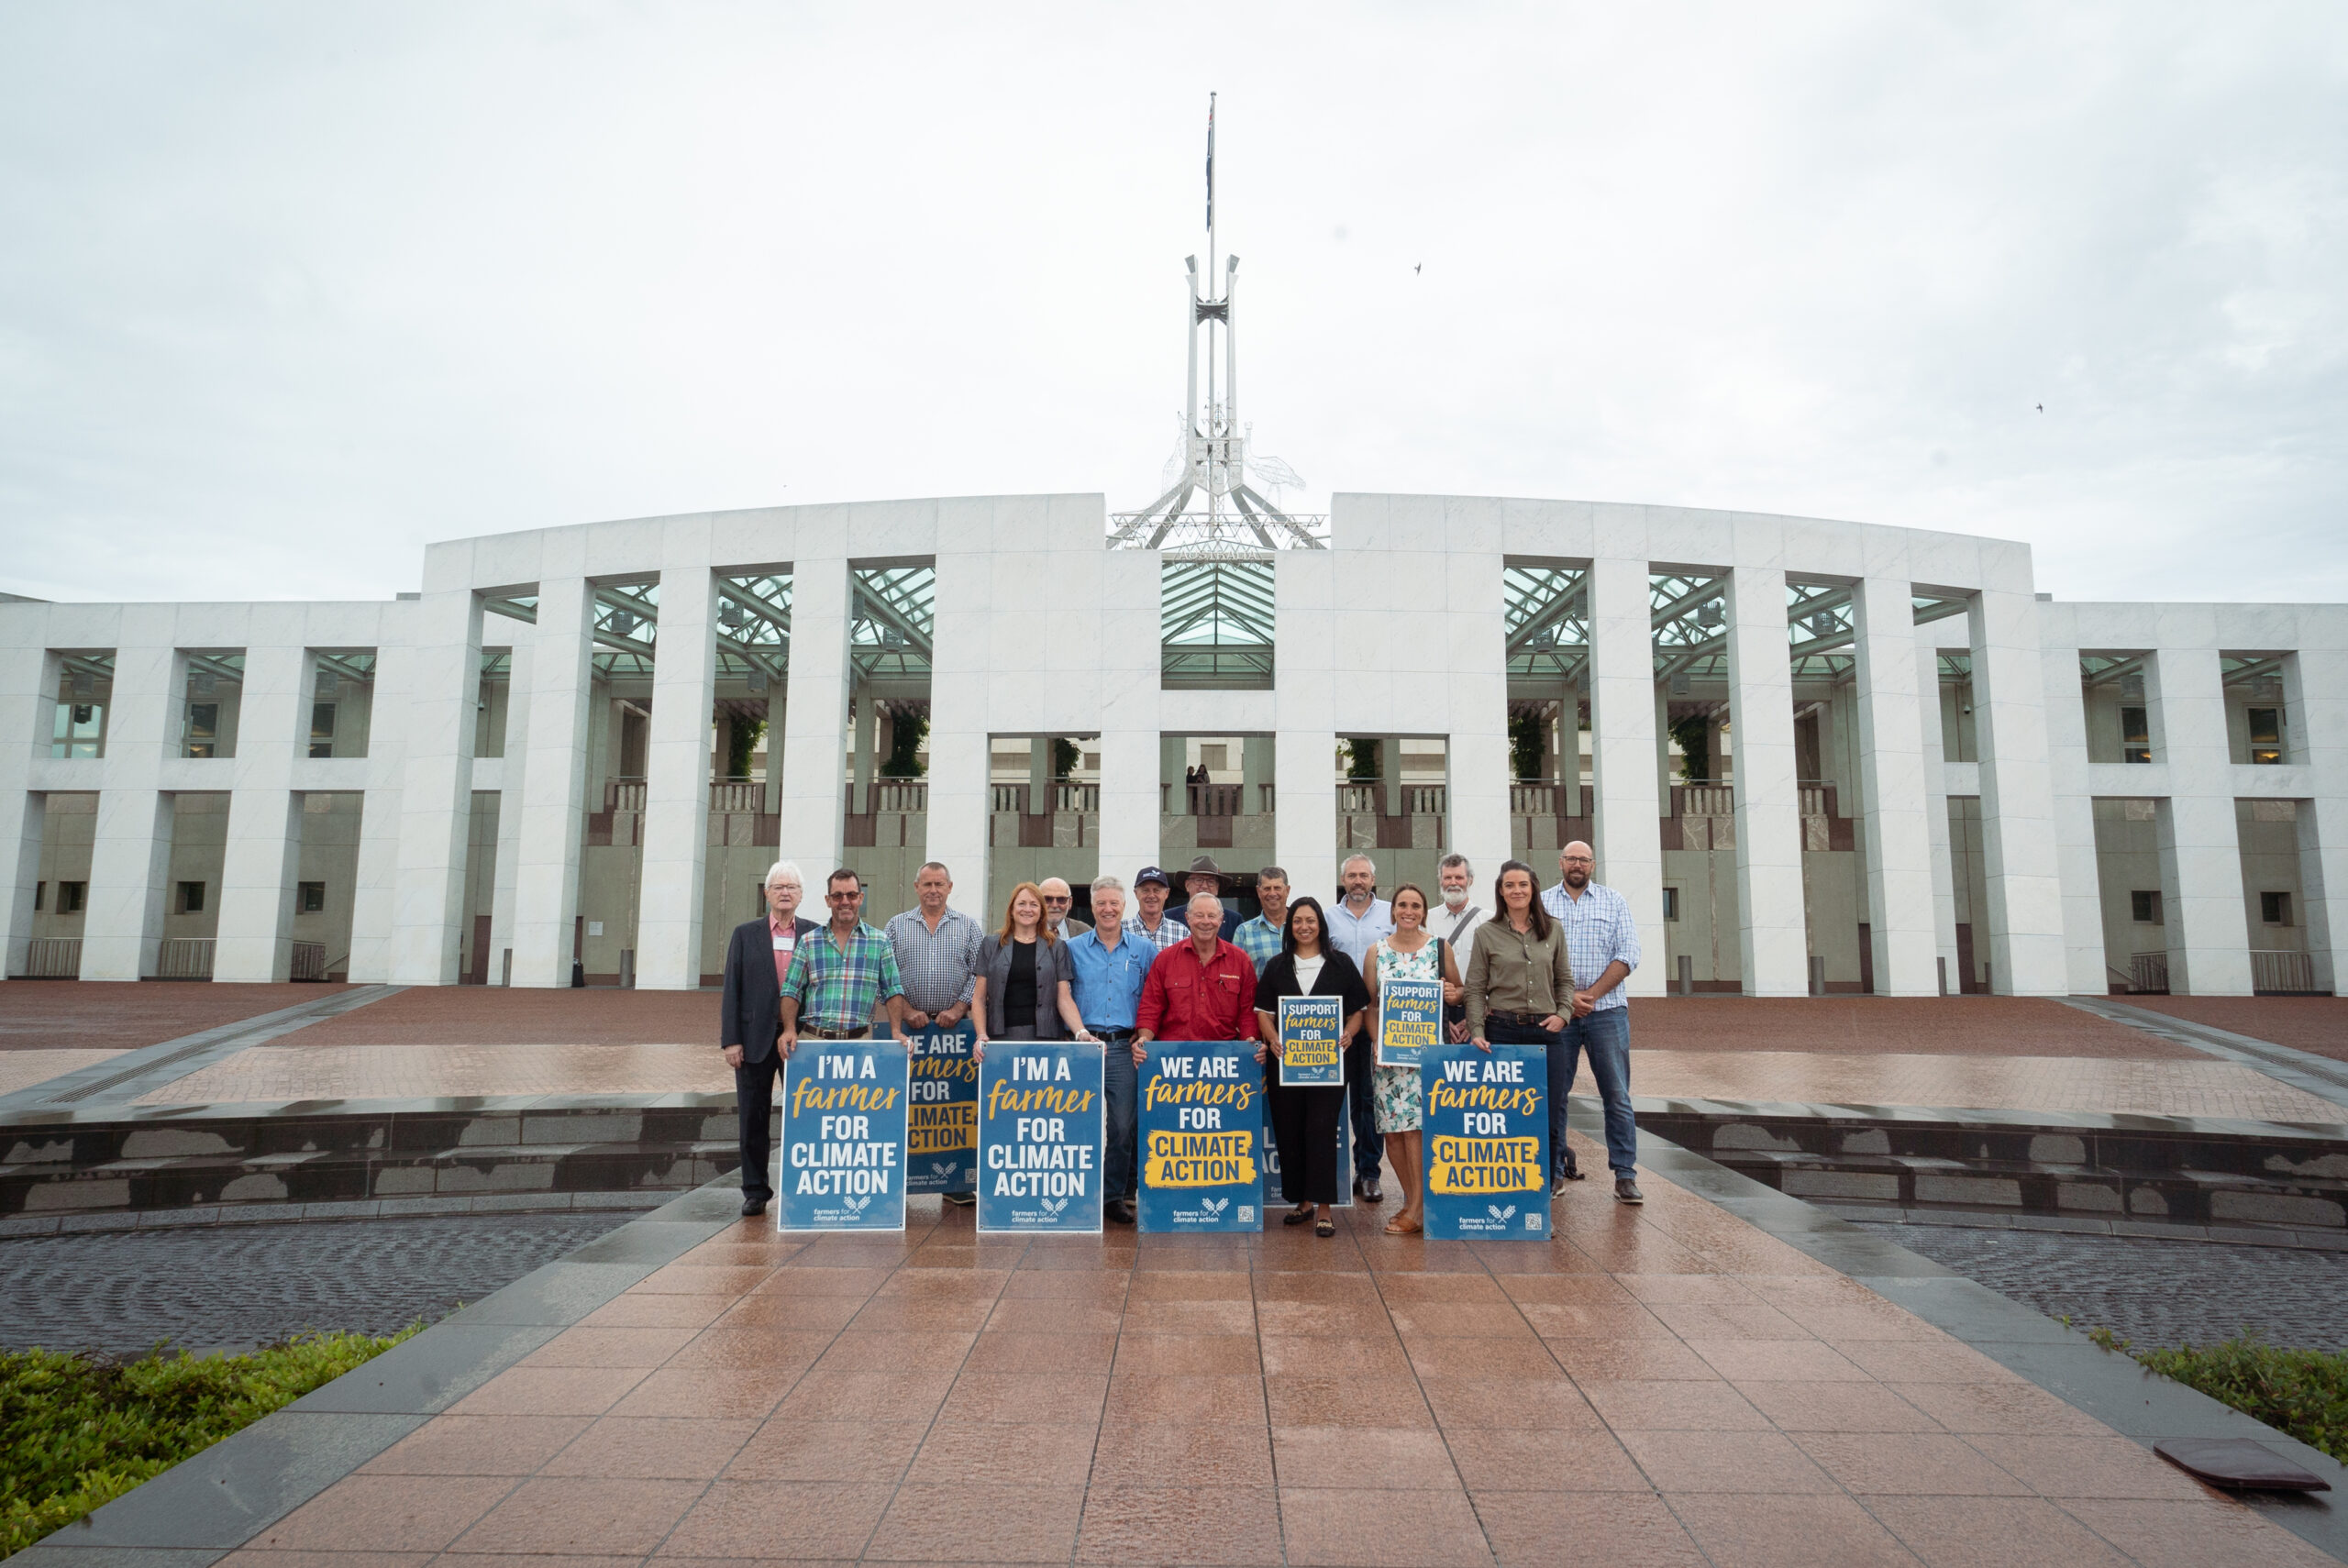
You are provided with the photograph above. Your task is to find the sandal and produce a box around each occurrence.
[1383,1214,1423,1235]
[1315,1218,1335,1238]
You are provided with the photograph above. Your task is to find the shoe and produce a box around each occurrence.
[1315,1218,1336,1237]
[1383,1214,1423,1236]
[740,1196,768,1217]
[1358,1177,1383,1204]
[1614,1178,1645,1205]
[943,1191,976,1208]
[1107,1198,1137,1225]
[1552,1167,1586,1196]
[1282,1204,1316,1226]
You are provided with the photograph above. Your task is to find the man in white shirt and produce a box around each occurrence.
[1324,853,1393,1202]
[1429,853,1486,1044]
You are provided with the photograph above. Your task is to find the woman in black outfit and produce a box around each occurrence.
[1254,896,1371,1237]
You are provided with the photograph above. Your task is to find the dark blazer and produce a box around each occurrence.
[722,914,820,1063]
[977,933,1076,1039]
[1253,947,1372,1022]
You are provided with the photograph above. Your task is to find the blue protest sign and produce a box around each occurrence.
[1419,1040,1549,1242]
[1138,1041,1265,1233]
[1277,995,1344,1087]
[777,1038,910,1232]
[1376,977,1443,1069]
[977,1040,1104,1233]
[889,1021,979,1194]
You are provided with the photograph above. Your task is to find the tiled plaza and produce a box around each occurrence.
[219,1133,2333,1568]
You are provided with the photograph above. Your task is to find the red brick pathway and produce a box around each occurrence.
[1631,997,2198,1059]
[2118,997,2348,1063]
[273,986,719,1047]
[0,981,352,1054]
[229,1132,2331,1567]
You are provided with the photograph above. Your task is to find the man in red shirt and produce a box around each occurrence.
[1135,892,1263,1054]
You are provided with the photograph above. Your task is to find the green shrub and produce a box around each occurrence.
[2087,1326,2348,1463]
[1,1329,414,1556]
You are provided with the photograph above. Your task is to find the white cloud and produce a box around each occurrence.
[1,1,2342,605]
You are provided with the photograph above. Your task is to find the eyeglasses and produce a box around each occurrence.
[1043,895,1071,904]
[1561,856,1595,866]
[825,891,859,902]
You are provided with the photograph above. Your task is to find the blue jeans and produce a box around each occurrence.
[1553,1007,1636,1178]
[1101,1032,1138,1201]
[1346,1040,1382,1185]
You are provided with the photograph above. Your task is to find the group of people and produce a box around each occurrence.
[717,844,1643,1231]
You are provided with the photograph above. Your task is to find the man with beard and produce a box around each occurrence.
[1539,841,1643,1203]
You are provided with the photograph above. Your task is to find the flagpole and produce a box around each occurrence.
[1205,92,1217,530]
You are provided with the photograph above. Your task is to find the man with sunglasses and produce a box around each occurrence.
[779,868,910,1061]
[1039,877,1091,944]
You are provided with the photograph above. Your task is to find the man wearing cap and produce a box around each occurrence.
[1183,855,1243,940]
[1124,866,1188,950]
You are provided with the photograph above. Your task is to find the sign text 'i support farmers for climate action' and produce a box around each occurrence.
[1277,994,1344,1087]
[977,1039,1104,1232]
[1419,1040,1548,1241]
[779,1038,910,1231]
[1376,977,1443,1069]
[1139,1041,1263,1232]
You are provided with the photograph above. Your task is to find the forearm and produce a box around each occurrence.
[1587,960,1630,1000]
[969,978,990,1034]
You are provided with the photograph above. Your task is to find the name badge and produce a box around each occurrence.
[773,934,794,952]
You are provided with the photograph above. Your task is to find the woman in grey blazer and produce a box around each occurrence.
[972,881,1085,1046]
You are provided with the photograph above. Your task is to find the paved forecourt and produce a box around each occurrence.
[142,1127,2331,1568]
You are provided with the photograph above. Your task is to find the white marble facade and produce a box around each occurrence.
[1,493,2341,998]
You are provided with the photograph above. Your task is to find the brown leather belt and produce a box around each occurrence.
[804,1025,872,1041]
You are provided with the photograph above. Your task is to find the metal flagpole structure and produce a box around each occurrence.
[1109,95,1324,560]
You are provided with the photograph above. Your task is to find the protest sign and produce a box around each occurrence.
[778,1037,910,1232]
[977,1040,1104,1233]
[1376,977,1443,1069]
[1419,1040,1549,1242]
[1277,994,1344,1087]
[1138,1041,1264,1232]
[891,1021,979,1194]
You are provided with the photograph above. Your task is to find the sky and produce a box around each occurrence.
[2,2,2343,606]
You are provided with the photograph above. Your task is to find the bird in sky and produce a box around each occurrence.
[2035,403,2043,413]
[1414,262,1422,275]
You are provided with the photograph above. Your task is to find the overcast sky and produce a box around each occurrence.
[2,2,2342,607]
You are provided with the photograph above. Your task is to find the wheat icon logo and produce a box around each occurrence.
[1200,1197,1229,1218]
[842,1194,871,1214]
[1039,1197,1069,1216]
[930,1161,956,1179]
[1488,1203,1517,1221]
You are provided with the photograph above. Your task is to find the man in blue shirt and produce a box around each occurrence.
[1539,841,1645,1203]
[1061,875,1156,1224]
[1232,867,1290,968]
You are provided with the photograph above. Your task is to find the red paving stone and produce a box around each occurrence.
[2119,995,2348,1062]
[1630,996,2198,1058]
[271,984,718,1046]
[0,980,352,1052]
[205,1130,2326,1567]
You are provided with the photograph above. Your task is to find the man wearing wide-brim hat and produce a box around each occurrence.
[1184,854,1243,940]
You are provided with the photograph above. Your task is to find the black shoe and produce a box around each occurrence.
[1282,1203,1316,1226]
[943,1191,976,1208]
[740,1196,769,1217]
[1551,1166,1586,1196]
[1614,1177,1645,1205]
[1358,1177,1383,1204]
[1107,1198,1137,1225]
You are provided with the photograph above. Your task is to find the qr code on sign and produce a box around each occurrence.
[1238,1207,1255,1222]
[1526,1213,1543,1231]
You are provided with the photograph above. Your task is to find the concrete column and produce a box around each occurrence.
[1451,722,1512,900]
[83,639,181,980]
[215,640,311,983]
[344,631,412,983]
[1585,556,1665,997]
[509,578,594,988]
[387,588,482,984]
[2040,626,2109,994]
[1967,589,2070,994]
[1381,732,1406,818]
[1724,567,1806,996]
[1916,624,1961,988]
[1241,734,1274,818]
[1029,734,1055,819]
[2149,645,2253,995]
[778,557,852,875]
[0,645,54,981]
[2290,647,2348,995]
[639,556,719,990]
[1850,576,1938,995]
[486,638,533,985]
[1095,550,1162,896]
[925,722,988,919]
[1274,551,1338,903]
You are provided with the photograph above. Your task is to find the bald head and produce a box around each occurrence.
[1559,841,1595,891]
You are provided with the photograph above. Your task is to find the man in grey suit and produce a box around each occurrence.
[721,860,820,1218]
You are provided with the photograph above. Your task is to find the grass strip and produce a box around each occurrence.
[1,1328,415,1556]
[2087,1325,2348,1463]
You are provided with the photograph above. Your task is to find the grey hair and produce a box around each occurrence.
[916,860,951,879]
[1341,853,1377,874]
[762,859,805,889]
[1091,874,1125,895]
[1437,853,1473,877]
[1187,891,1224,916]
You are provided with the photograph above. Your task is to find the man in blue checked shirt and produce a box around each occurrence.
[1059,876,1157,1225]
[1539,841,1645,1204]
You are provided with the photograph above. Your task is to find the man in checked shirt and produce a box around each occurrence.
[883,860,987,1207]
[1539,841,1645,1204]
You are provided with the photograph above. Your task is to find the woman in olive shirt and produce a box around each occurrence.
[1464,860,1576,1062]
[1255,896,1371,1238]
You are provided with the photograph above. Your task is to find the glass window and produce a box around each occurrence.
[33,881,44,911]
[2261,890,2293,926]
[2248,707,2283,765]
[59,881,85,913]
[1662,887,1679,921]
[299,881,326,913]
[184,702,219,758]
[177,880,205,914]
[2131,889,2162,924]
[310,701,338,759]
[2120,706,2151,765]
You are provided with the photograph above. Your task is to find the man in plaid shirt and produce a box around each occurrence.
[1538,840,1644,1203]
[780,868,909,1053]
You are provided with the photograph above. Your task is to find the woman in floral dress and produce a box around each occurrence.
[1361,884,1464,1236]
